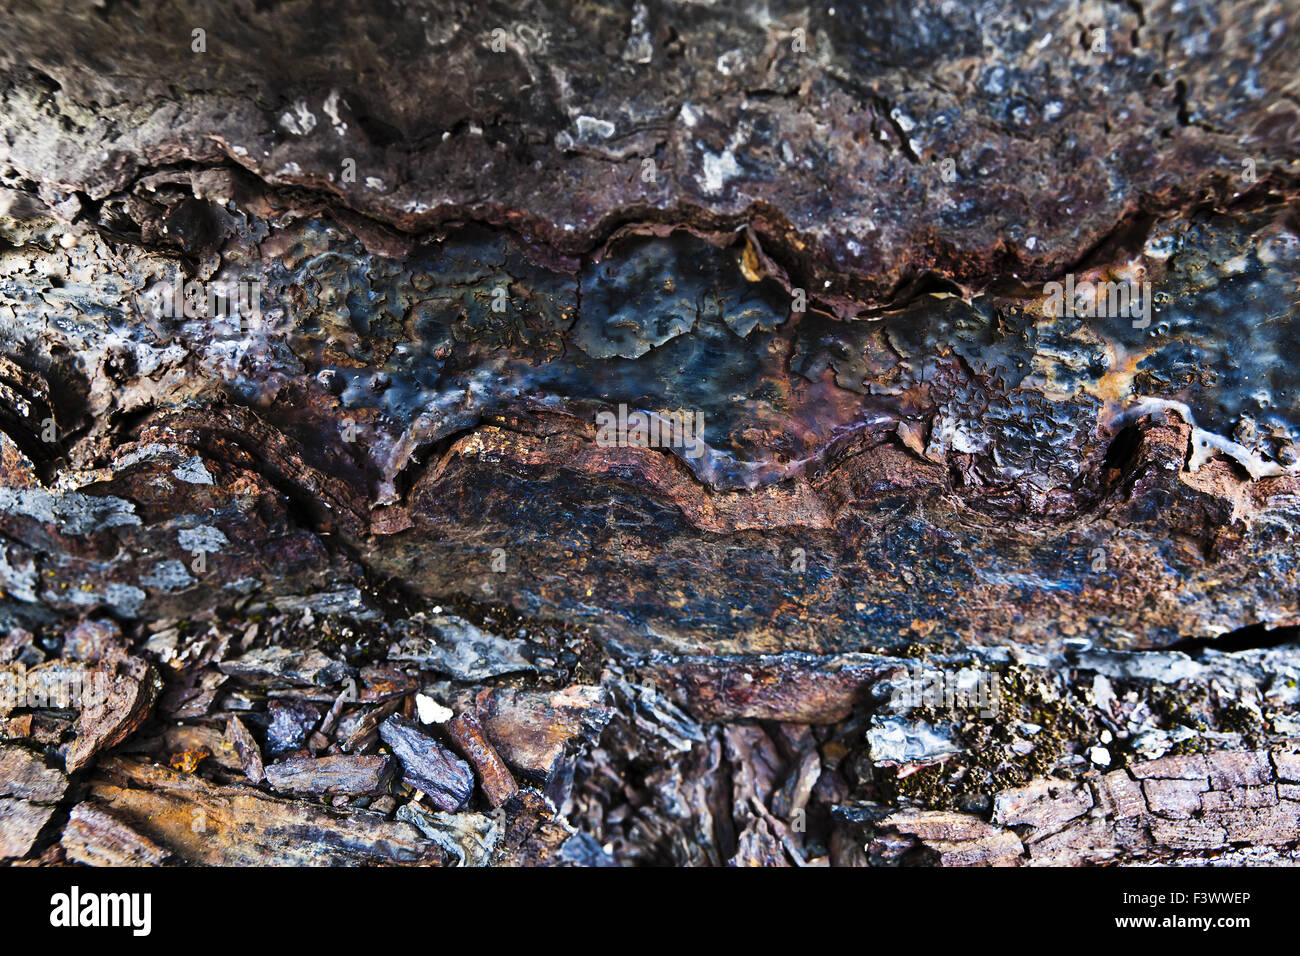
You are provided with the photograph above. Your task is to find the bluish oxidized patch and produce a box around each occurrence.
[212,207,1300,490]
[3,204,1296,496]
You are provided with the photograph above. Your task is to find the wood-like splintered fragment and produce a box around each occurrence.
[0,744,68,803]
[61,803,173,867]
[341,699,402,753]
[88,757,442,866]
[445,711,518,807]
[378,715,474,812]
[0,799,56,860]
[224,715,265,784]
[218,647,350,686]
[475,686,612,785]
[264,753,395,797]
[65,657,161,773]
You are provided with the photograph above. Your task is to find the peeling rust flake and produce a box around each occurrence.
[0,0,1299,875]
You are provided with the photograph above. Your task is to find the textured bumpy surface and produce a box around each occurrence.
[0,0,1299,866]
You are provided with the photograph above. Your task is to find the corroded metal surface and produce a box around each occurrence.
[3,0,1299,301]
[0,0,1298,868]
[2,191,1298,651]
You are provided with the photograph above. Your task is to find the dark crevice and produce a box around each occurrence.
[1102,423,1144,472]
[1173,79,1191,126]
[1168,623,1300,654]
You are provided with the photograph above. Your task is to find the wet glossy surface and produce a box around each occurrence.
[2,202,1299,650]
[245,207,1300,491]
[3,205,1298,495]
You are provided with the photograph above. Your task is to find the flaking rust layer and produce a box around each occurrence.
[0,0,1299,867]
[1,190,1297,652]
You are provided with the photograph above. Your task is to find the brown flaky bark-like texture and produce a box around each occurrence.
[1,0,1299,866]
